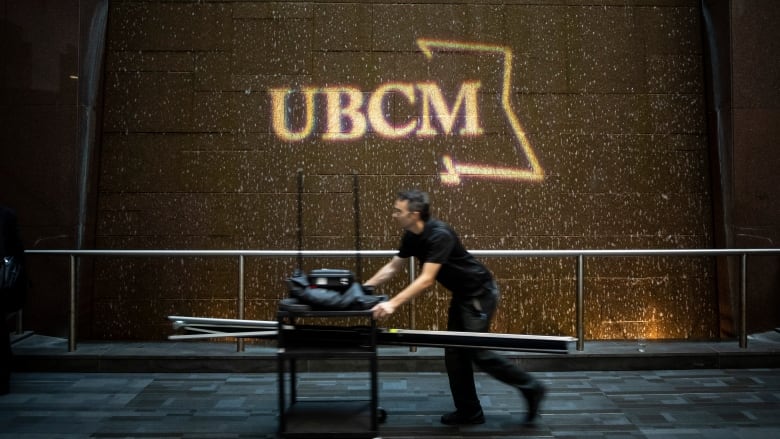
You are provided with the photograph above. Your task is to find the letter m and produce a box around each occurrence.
[416,81,483,137]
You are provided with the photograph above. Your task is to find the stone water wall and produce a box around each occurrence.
[95,0,715,340]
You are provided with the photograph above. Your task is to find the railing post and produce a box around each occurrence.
[237,254,245,352]
[68,254,77,352]
[739,253,747,348]
[408,256,417,352]
[576,254,584,351]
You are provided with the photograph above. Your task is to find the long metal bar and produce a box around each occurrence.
[168,315,574,353]
[576,255,584,351]
[26,248,780,257]
[170,330,277,340]
[169,315,278,329]
[26,249,398,257]
[377,328,574,354]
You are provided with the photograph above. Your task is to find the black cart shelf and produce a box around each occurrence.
[276,309,383,439]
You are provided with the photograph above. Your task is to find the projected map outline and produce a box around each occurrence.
[417,38,544,185]
[268,38,545,185]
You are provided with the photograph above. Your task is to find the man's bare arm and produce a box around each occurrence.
[372,262,441,319]
[363,256,405,287]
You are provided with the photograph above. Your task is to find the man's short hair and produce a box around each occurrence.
[397,189,430,221]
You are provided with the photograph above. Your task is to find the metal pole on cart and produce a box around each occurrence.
[408,257,417,352]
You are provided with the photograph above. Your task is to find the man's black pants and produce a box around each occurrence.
[445,281,538,414]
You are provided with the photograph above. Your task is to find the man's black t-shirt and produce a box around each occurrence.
[397,219,492,297]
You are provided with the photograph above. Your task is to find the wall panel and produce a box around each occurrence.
[93,0,716,341]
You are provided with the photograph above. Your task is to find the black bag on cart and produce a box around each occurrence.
[283,269,384,311]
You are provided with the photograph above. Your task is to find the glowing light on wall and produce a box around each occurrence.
[440,155,542,185]
[268,38,544,185]
[269,81,483,140]
[270,87,316,141]
[417,38,543,185]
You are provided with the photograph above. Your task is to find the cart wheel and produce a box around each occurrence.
[377,407,388,423]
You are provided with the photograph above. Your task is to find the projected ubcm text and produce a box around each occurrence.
[268,38,544,184]
[269,81,483,141]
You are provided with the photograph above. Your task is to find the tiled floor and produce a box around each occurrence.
[1,368,779,438]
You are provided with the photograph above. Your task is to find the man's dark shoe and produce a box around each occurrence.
[440,409,485,425]
[522,382,546,424]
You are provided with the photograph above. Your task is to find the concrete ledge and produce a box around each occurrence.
[11,334,780,373]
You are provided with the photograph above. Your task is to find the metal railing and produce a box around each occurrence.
[23,248,780,352]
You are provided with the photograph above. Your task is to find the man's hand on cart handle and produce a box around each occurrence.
[372,301,396,320]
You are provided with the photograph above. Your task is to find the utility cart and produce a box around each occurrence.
[276,308,384,438]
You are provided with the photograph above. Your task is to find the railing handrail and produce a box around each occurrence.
[22,248,780,352]
[25,249,398,257]
[25,248,780,257]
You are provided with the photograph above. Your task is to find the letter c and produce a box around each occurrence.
[368,83,417,138]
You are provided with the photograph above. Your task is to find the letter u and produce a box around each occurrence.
[269,87,316,141]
